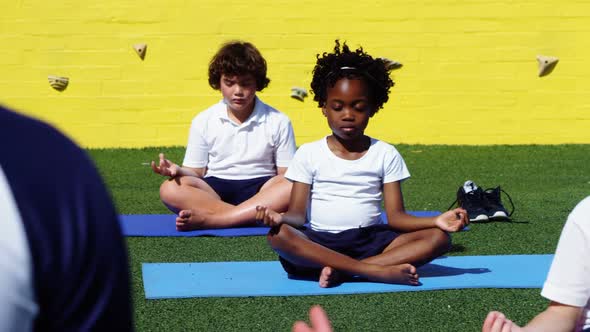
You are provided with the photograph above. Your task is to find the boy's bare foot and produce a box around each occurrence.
[175,209,257,230]
[319,266,342,288]
[175,209,207,231]
[369,263,419,285]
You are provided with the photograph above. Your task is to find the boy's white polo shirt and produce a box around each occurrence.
[183,97,296,180]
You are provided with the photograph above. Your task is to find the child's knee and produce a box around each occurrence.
[261,174,292,193]
[436,229,452,251]
[266,224,294,248]
[428,228,451,251]
[159,179,180,201]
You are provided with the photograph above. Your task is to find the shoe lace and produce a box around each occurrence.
[447,190,485,211]
[484,187,516,217]
[447,187,516,218]
[447,199,458,211]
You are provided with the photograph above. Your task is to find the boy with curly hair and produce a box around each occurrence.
[153,41,296,230]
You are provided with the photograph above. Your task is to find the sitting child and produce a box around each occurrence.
[483,196,590,332]
[152,41,296,230]
[255,40,468,287]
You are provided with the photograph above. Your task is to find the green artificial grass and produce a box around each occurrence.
[88,144,590,331]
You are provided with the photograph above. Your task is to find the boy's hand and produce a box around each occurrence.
[434,208,468,232]
[255,205,283,227]
[151,153,180,178]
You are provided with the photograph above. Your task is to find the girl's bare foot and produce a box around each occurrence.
[319,266,342,288]
[369,263,419,285]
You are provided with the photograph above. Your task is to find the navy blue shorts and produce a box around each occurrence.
[202,176,273,206]
[279,224,400,277]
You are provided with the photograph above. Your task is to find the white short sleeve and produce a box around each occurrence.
[274,119,296,168]
[182,115,210,168]
[541,196,590,307]
[0,166,38,331]
[382,144,410,184]
[285,144,313,184]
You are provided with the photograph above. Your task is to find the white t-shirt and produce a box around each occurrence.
[0,166,37,332]
[182,97,296,180]
[540,196,590,331]
[285,136,410,233]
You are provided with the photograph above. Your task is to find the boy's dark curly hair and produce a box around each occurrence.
[310,40,394,112]
[208,41,270,91]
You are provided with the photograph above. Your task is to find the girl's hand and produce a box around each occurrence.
[434,208,468,232]
[151,153,181,178]
[255,205,283,227]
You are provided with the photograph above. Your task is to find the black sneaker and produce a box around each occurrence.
[456,180,489,222]
[483,186,514,221]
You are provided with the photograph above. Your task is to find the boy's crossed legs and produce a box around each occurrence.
[160,175,291,230]
[267,224,451,287]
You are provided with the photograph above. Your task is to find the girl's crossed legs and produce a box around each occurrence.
[267,224,450,287]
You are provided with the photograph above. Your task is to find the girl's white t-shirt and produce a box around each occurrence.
[285,136,410,233]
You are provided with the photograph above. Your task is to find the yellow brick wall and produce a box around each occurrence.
[2,0,589,147]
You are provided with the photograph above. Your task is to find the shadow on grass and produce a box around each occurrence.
[418,263,490,278]
[449,244,466,253]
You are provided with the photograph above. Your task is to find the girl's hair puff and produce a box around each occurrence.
[310,40,394,112]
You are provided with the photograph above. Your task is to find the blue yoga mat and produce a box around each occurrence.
[142,254,553,299]
[121,210,442,237]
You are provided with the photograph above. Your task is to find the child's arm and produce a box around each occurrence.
[256,181,310,227]
[482,302,582,332]
[383,181,468,233]
[151,153,206,178]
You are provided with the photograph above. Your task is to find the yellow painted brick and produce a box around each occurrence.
[98,79,202,96]
[2,0,590,147]
[4,63,124,82]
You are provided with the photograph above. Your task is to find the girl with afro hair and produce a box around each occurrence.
[256,41,468,287]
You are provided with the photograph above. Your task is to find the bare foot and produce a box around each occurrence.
[175,209,257,230]
[319,266,342,288]
[175,209,207,231]
[369,263,419,285]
